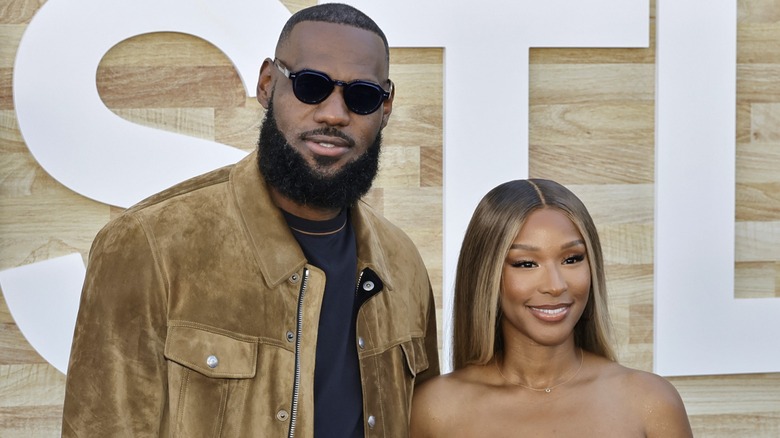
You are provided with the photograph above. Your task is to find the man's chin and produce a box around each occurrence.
[312,155,343,170]
[258,101,381,209]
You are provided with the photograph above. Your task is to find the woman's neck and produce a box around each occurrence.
[495,341,584,392]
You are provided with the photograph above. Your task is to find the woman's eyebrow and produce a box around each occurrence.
[508,239,584,251]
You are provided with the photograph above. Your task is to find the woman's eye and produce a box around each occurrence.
[563,254,585,265]
[510,260,536,268]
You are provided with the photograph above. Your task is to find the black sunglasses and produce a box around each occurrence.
[274,59,392,115]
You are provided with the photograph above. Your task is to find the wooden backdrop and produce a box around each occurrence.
[1,0,779,436]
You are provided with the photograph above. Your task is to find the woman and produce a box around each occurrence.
[411,179,692,437]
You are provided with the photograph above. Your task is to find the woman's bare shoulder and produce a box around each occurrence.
[413,366,483,410]
[610,364,682,401]
[605,363,693,437]
[410,365,490,437]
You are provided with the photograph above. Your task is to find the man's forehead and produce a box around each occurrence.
[280,21,385,59]
[276,21,388,79]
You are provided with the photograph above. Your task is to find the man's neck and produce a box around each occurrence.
[268,186,342,221]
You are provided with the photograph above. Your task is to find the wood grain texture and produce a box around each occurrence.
[1,0,779,436]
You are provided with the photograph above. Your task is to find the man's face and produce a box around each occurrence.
[256,21,393,209]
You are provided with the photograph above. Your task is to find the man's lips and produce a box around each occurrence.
[304,138,349,157]
[301,132,354,158]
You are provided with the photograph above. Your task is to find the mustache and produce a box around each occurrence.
[298,127,356,148]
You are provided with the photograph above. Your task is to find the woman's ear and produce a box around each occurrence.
[256,58,274,109]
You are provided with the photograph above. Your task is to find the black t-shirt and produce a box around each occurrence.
[283,209,363,438]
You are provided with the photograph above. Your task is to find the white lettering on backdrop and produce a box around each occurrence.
[655,0,780,375]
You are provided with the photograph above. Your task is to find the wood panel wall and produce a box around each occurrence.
[1,0,778,436]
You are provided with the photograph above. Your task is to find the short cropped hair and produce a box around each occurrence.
[452,179,616,369]
[277,3,390,63]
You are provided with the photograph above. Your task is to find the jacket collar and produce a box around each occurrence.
[351,199,393,291]
[229,150,393,290]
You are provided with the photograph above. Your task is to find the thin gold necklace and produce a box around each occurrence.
[495,348,584,393]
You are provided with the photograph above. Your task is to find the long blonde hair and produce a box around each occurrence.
[452,179,615,369]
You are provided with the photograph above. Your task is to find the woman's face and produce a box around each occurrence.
[500,207,591,348]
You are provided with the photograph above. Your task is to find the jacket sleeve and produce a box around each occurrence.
[62,213,168,437]
[414,285,440,386]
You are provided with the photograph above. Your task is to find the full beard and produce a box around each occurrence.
[257,101,382,210]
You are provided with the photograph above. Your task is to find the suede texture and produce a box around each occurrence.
[61,151,440,437]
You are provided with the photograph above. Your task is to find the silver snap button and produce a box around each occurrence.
[289,273,300,283]
[286,331,295,342]
[276,410,289,421]
[367,415,376,429]
[362,281,375,292]
[358,337,365,349]
[206,355,219,369]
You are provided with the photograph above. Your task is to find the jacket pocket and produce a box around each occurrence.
[361,337,429,435]
[164,323,258,438]
[399,336,429,378]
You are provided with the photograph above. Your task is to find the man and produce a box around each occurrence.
[61,3,439,437]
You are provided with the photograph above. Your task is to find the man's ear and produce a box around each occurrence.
[257,58,274,109]
[380,80,395,129]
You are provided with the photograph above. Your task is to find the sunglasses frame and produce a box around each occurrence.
[273,59,392,115]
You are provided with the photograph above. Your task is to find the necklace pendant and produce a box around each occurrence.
[545,388,551,393]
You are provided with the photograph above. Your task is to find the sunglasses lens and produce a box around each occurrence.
[344,83,385,115]
[287,68,387,115]
[292,72,333,104]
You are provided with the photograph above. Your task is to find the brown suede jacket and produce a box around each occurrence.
[61,151,440,437]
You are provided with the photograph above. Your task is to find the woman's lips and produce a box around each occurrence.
[527,304,572,322]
